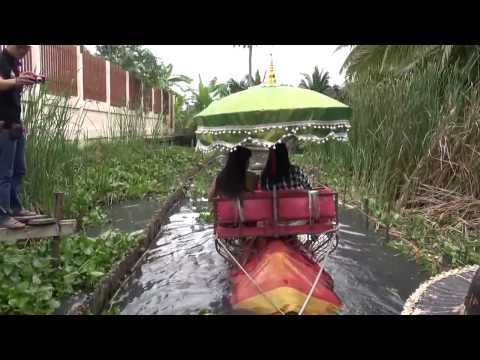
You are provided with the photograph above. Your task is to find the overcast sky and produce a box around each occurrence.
[85,45,350,93]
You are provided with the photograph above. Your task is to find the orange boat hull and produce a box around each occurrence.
[230,239,342,315]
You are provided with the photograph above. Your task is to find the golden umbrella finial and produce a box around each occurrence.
[265,53,277,86]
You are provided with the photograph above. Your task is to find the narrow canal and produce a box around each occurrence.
[105,195,426,315]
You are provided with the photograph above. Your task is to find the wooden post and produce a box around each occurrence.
[385,203,391,241]
[51,192,65,266]
[363,197,369,230]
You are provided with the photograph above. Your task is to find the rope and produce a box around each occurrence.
[216,238,285,315]
[235,198,245,223]
[298,234,335,315]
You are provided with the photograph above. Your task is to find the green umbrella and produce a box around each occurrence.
[194,60,352,153]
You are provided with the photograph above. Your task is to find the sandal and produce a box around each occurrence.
[0,216,26,230]
[13,209,37,217]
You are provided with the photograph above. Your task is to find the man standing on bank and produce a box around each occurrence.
[0,45,38,229]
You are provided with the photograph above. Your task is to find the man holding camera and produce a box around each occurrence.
[0,45,39,229]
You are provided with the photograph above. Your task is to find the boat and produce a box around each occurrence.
[213,186,343,315]
[194,54,351,315]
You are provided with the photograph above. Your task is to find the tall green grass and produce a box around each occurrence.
[21,86,188,220]
[2,87,198,315]
[295,62,480,272]
[104,107,166,141]
[22,86,85,213]
[301,62,474,206]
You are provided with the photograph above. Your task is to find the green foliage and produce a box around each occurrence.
[59,230,139,293]
[198,212,214,223]
[339,45,480,80]
[0,230,140,314]
[95,45,192,92]
[63,142,200,223]
[1,141,200,314]
[0,240,59,314]
[22,86,86,214]
[299,66,331,94]
[313,63,469,205]
[21,87,200,220]
[188,158,220,201]
[294,61,480,274]
[185,76,229,115]
[227,70,265,94]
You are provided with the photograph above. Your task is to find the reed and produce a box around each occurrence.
[296,62,480,272]
[103,106,166,142]
[22,86,85,214]
[302,62,475,206]
[20,85,188,221]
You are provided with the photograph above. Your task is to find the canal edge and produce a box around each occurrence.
[66,155,218,315]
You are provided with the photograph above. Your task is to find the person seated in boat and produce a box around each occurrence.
[208,145,258,201]
[260,142,311,191]
[259,142,312,229]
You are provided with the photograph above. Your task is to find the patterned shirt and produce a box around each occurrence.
[261,165,312,191]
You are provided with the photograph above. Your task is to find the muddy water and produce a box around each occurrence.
[107,196,426,315]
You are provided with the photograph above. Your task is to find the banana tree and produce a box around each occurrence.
[152,63,192,93]
[188,76,229,113]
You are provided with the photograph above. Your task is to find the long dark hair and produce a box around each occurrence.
[216,146,252,198]
[261,142,291,186]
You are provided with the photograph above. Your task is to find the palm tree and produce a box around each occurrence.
[299,66,331,94]
[227,70,265,94]
[338,45,480,79]
[324,84,343,100]
[234,45,256,86]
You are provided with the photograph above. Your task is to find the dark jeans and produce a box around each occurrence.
[0,131,25,222]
